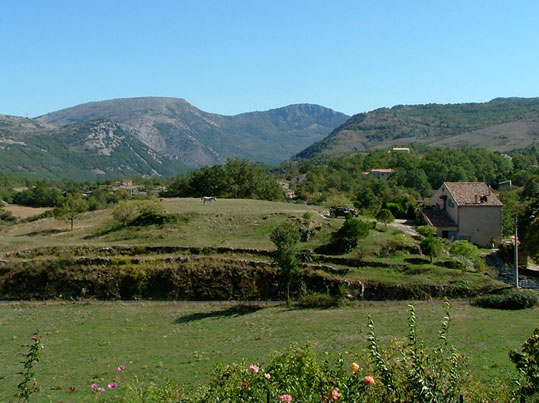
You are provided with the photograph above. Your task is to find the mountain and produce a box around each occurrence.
[0,115,188,179]
[36,97,349,167]
[296,97,539,159]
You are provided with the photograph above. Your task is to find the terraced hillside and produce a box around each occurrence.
[0,199,506,301]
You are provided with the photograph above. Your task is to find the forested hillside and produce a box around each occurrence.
[297,97,539,159]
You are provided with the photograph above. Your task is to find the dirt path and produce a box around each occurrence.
[389,219,418,237]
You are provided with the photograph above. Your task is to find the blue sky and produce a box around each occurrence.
[1,0,538,117]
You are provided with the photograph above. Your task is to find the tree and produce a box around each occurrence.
[420,236,442,263]
[53,194,88,230]
[112,200,141,227]
[270,222,301,303]
[522,216,539,262]
[376,208,395,229]
[333,217,370,252]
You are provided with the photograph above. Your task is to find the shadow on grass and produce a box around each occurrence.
[17,228,68,237]
[175,305,264,324]
[83,223,125,239]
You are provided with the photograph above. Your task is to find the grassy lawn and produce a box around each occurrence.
[0,300,536,401]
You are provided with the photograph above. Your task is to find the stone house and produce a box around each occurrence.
[423,182,503,247]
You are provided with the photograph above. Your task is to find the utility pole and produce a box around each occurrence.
[514,215,519,288]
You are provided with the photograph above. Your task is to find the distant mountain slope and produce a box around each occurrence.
[37,97,349,167]
[0,115,188,179]
[296,97,539,159]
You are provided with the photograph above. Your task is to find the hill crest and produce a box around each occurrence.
[296,97,539,159]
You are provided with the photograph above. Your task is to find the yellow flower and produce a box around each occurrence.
[350,362,359,374]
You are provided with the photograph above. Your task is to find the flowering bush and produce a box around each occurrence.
[192,344,376,402]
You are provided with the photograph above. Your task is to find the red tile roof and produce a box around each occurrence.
[443,182,503,207]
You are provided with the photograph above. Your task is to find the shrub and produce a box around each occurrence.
[420,236,443,263]
[112,201,177,227]
[417,225,437,237]
[0,207,15,222]
[509,327,539,399]
[302,212,312,220]
[385,202,405,219]
[195,344,375,403]
[297,292,339,308]
[367,300,463,402]
[473,289,537,310]
[189,301,468,402]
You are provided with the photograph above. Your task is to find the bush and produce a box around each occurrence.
[509,327,539,399]
[0,208,15,222]
[302,212,312,220]
[297,292,339,308]
[195,344,375,403]
[417,225,437,237]
[190,301,468,402]
[473,290,537,310]
[112,200,177,227]
[318,218,371,255]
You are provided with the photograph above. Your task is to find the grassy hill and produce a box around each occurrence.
[296,97,539,159]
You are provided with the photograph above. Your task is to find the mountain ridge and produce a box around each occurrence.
[296,97,539,159]
[36,97,349,167]
[1,98,348,179]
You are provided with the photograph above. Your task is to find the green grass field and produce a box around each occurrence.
[0,300,536,401]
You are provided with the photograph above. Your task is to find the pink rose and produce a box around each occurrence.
[363,375,375,386]
[117,365,126,371]
[330,389,341,400]
[107,383,117,389]
[248,364,259,373]
[278,394,293,402]
[264,373,271,380]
